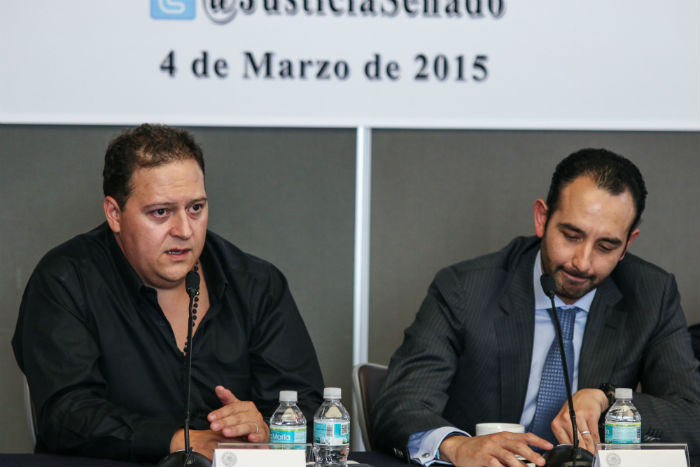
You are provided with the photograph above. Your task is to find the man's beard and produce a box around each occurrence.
[551,265,598,301]
[540,237,600,301]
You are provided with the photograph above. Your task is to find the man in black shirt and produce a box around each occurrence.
[12,124,324,462]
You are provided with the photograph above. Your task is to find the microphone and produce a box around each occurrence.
[157,270,211,467]
[539,274,593,467]
[186,270,200,298]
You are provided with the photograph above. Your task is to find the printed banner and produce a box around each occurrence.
[1,1,698,129]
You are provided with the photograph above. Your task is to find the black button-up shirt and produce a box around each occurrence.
[13,223,324,463]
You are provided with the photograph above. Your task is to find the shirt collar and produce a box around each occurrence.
[199,234,228,300]
[103,222,149,294]
[532,250,595,312]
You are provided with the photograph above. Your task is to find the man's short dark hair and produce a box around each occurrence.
[546,148,647,233]
[103,124,205,208]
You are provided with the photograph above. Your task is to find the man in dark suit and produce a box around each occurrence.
[371,149,700,467]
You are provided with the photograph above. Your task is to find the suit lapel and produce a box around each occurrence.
[578,277,624,388]
[496,247,538,421]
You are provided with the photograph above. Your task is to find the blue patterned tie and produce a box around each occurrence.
[529,307,579,444]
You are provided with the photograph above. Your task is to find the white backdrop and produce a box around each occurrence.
[1,0,698,129]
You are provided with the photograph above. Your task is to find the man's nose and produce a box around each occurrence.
[571,243,593,274]
[170,210,193,238]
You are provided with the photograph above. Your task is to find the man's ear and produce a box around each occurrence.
[533,199,549,238]
[619,228,640,261]
[104,196,122,233]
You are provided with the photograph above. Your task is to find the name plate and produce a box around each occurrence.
[213,443,308,467]
[595,443,689,467]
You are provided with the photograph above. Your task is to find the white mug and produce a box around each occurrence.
[475,422,525,436]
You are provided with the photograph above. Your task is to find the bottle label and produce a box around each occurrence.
[270,426,307,444]
[313,421,350,445]
[605,422,641,443]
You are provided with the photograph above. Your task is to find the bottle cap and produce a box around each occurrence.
[615,388,633,400]
[279,390,297,402]
[323,387,341,399]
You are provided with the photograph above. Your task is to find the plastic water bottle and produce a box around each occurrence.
[605,388,641,443]
[270,390,307,445]
[313,387,350,466]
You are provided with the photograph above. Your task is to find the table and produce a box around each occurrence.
[0,451,408,467]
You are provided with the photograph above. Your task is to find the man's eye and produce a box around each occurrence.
[153,208,167,217]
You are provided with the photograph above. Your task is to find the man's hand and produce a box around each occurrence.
[439,433,553,467]
[551,388,609,453]
[207,385,270,443]
[170,429,227,460]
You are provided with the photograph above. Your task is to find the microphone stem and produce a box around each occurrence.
[184,292,196,455]
[548,299,579,451]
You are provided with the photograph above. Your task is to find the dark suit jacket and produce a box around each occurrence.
[371,236,700,464]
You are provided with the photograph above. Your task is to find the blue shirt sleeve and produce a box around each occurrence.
[408,427,470,465]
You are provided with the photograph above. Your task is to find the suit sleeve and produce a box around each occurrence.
[628,274,700,462]
[246,265,324,442]
[12,259,179,462]
[371,267,466,459]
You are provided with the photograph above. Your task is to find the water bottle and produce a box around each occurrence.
[604,388,641,443]
[313,387,350,467]
[270,390,307,445]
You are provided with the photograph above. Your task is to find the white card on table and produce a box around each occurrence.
[595,443,688,467]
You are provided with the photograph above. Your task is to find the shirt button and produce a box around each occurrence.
[422,453,430,458]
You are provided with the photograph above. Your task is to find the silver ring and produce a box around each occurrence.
[581,430,591,435]
[255,424,259,434]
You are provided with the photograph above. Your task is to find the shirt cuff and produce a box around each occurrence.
[408,426,470,466]
[131,420,182,461]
